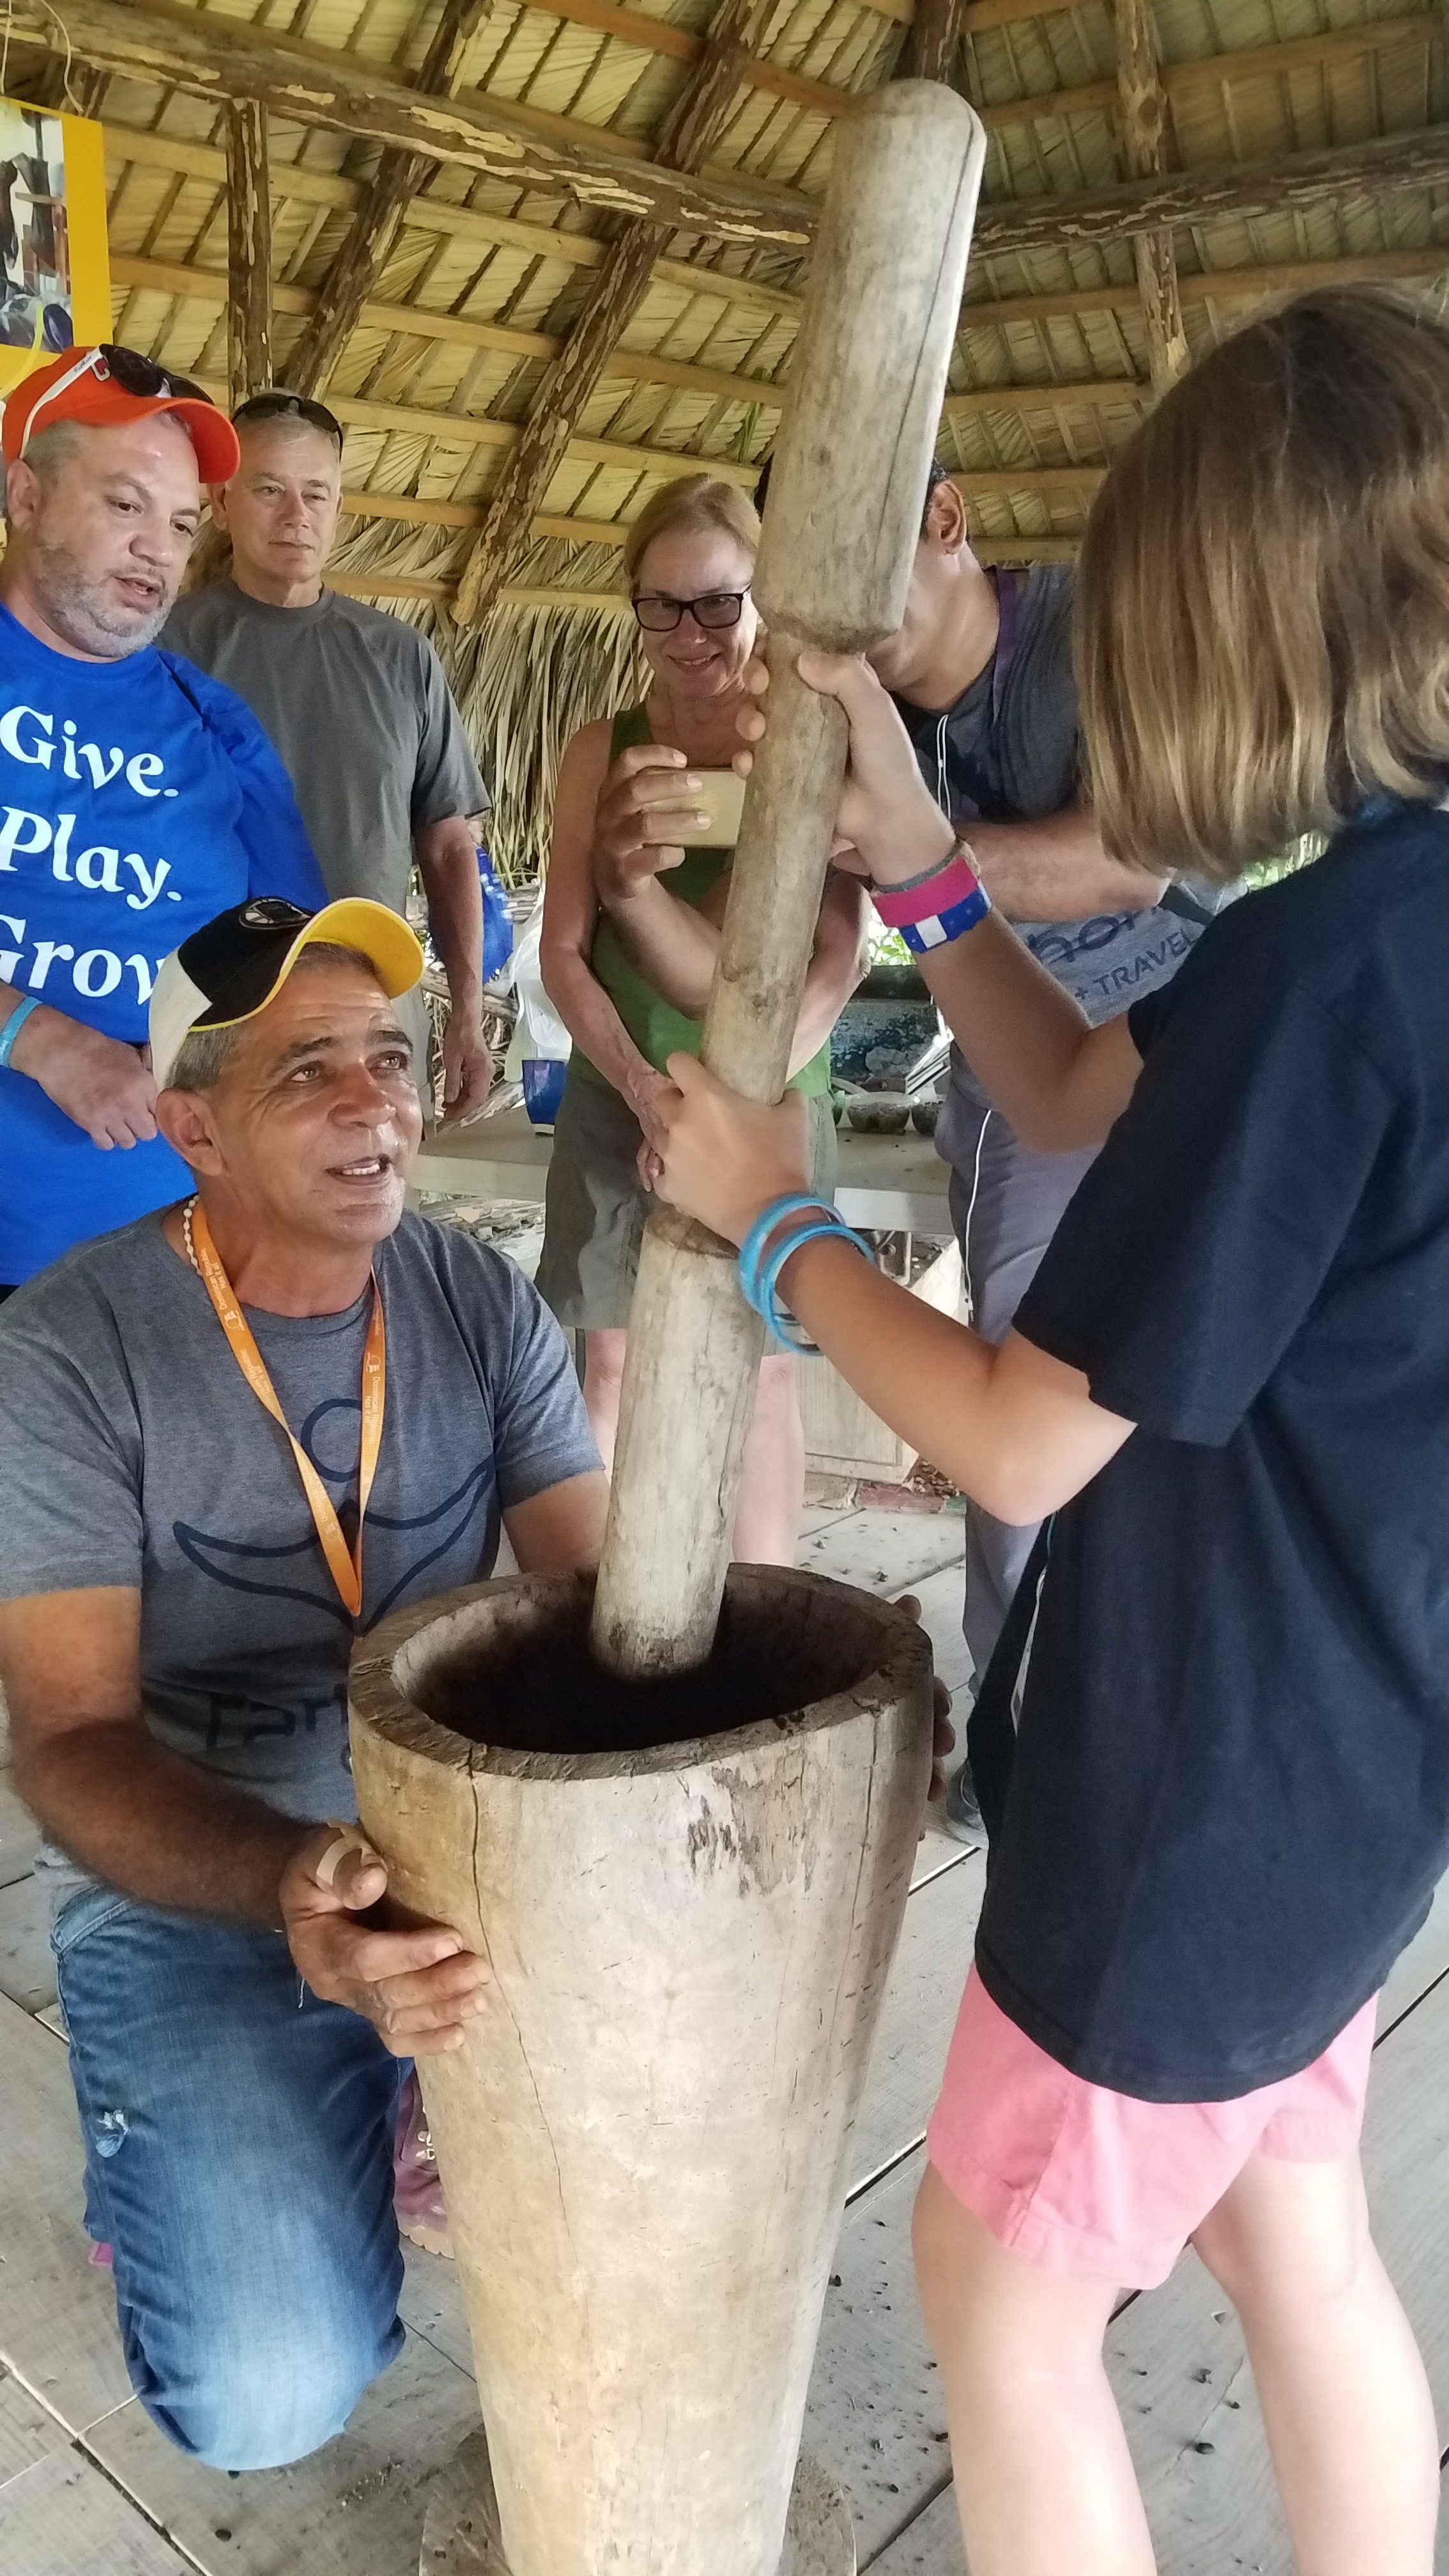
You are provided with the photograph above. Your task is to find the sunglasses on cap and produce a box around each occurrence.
[19,344,213,456]
[231,389,344,452]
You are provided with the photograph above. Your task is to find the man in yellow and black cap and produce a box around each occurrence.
[0,900,606,2471]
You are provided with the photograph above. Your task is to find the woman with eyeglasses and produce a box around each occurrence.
[537,475,867,1559]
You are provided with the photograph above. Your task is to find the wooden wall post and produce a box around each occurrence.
[450,0,769,629]
[589,85,986,1679]
[1114,0,1188,390]
[226,99,272,404]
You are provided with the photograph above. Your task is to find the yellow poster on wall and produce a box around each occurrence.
[0,102,110,397]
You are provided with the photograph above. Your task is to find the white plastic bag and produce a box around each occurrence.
[503,894,571,1122]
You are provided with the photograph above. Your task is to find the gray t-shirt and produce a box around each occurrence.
[162,582,488,917]
[893,566,1222,1147]
[0,1211,597,1867]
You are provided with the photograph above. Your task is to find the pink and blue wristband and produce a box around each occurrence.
[871,847,990,954]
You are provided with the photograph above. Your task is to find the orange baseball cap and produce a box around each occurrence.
[1,344,240,480]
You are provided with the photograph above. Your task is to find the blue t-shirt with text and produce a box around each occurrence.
[0,606,325,1282]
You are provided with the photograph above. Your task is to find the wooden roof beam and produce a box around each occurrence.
[22,59,108,114]
[184,368,765,484]
[116,244,1155,417]
[102,66,1443,342]
[286,0,490,400]
[113,248,785,406]
[31,5,1449,270]
[103,125,806,323]
[43,0,1449,263]
[976,125,1449,257]
[1113,0,1186,390]
[387,0,1440,149]
[452,0,775,629]
[898,0,970,85]
[961,244,1449,330]
[225,101,272,404]
[10,0,818,249]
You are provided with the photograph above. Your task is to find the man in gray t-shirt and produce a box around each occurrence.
[164,392,493,1119]
[871,469,1226,1824]
[0,900,604,2472]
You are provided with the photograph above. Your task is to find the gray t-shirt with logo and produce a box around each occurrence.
[0,1211,597,1882]
[893,566,1222,1156]
[164,582,487,917]
[164,583,489,1073]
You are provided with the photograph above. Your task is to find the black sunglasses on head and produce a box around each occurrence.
[100,344,212,404]
[231,388,344,452]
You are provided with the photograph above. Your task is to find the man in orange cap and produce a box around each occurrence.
[0,344,325,1293]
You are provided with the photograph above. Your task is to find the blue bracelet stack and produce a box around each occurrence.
[737,1195,875,1353]
[0,994,40,1071]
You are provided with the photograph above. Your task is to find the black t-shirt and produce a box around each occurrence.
[976,799,1449,2101]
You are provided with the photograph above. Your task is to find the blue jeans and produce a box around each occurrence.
[52,1882,407,2471]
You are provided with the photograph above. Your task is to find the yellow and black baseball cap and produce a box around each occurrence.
[150,897,423,1091]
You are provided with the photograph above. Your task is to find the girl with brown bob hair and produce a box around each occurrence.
[649,287,1449,2575]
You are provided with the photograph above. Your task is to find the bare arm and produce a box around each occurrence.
[3,1588,491,2052]
[505,1468,609,1572]
[600,866,868,1077]
[916,914,1144,1151]
[413,813,492,1121]
[1,983,159,1148]
[792,868,869,1071]
[966,806,1167,921]
[779,1240,1131,1520]
[651,1062,1135,1521]
[735,652,1144,1153]
[540,725,678,1145]
[0,1497,586,2054]
[3,1587,313,1924]
[595,878,719,1020]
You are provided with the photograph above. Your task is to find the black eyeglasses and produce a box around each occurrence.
[632,588,749,634]
[232,389,344,452]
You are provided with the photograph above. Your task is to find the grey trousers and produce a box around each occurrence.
[946,1101,1098,1689]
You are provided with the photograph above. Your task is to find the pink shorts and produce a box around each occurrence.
[925,1970,1377,2288]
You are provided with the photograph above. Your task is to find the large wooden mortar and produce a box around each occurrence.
[350,1566,934,2575]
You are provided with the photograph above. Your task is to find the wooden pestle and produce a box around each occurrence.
[590,83,986,1680]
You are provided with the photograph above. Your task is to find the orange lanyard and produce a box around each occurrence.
[187,1200,385,1622]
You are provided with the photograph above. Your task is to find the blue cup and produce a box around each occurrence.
[523,1057,568,1127]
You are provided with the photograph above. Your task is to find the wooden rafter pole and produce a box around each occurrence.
[288,0,490,399]
[226,100,272,404]
[27,61,108,114]
[12,0,1449,256]
[4,0,811,249]
[451,0,769,629]
[1113,0,1186,390]
[897,0,969,84]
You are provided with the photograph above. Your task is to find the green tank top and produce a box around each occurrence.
[574,704,832,1097]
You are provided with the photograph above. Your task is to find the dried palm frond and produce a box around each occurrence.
[419,598,647,889]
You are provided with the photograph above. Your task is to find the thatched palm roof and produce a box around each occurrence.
[10,0,1446,868]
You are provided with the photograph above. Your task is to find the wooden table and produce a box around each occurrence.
[414,1106,953,1235]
